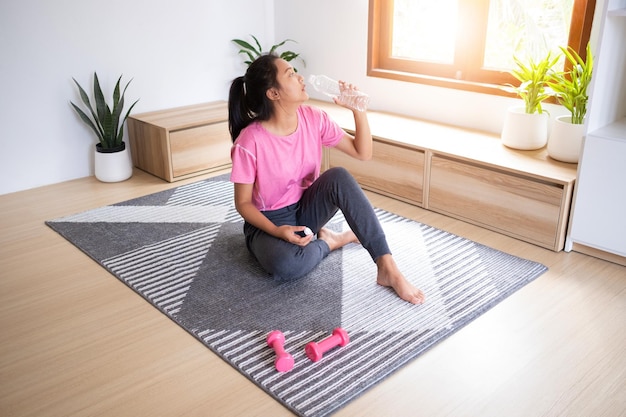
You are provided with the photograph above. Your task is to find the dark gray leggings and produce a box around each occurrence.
[243,167,390,281]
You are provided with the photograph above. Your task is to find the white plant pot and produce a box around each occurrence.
[94,142,133,182]
[547,115,585,163]
[501,107,549,150]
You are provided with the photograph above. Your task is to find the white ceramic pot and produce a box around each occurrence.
[501,107,549,150]
[94,141,133,182]
[547,115,585,163]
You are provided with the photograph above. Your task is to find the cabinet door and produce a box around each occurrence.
[170,122,232,178]
[569,133,626,256]
[429,155,565,250]
[328,141,424,205]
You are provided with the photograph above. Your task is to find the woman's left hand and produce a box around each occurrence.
[333,81,360,109]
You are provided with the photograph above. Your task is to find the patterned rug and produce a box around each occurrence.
[46,174,547,417]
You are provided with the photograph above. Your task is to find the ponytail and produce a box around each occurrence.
[228,76,248,142]
[228,53,280,142]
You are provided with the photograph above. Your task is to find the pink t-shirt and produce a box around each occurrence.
[230,105,344,211]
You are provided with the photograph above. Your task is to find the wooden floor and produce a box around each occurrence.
[1,169,625,417]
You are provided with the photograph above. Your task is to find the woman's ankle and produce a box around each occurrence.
[318,228,358,251]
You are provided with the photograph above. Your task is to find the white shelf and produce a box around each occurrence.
[566,0,626,264]
[588,117,626,141]
[568,129,626,258]
[608,0,626,15]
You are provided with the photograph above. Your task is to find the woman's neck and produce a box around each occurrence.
[263,103,300,136]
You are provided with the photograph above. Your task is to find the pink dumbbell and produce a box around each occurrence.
[267,330,294,372]
[305,328,350,362]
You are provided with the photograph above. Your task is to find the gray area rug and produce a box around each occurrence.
[46,174,547,417]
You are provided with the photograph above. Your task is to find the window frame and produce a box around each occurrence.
[368,0,596,97]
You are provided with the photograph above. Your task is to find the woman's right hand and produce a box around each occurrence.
[234,184,314,246]
[276,225,314,246]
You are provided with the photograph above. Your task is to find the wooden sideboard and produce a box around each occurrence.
[128,101,231,182]
[126,99,578,251]
[314,100,578,252]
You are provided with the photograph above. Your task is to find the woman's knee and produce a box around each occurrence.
[321,166,361,195]
[324,166,354,184]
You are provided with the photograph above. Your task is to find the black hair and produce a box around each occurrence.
[228,53,280,142]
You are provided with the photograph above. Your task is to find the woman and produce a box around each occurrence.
[228,54,425,305]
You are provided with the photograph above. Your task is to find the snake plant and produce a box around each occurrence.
[232,35,305,71]
[70,72,139,150]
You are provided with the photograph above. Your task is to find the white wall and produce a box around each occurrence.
[0,0,273,195]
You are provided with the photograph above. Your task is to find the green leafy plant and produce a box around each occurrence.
[70,72,139,150]
[232,34,305,71]
[547,43,593,124]
[505,51,559,114]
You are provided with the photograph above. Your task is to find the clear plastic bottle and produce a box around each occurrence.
[308,74,370,112]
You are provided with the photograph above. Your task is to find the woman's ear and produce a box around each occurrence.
[266,88,280,101]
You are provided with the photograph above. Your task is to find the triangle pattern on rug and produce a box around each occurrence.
[174,220,345,332]
[102,223,221,316]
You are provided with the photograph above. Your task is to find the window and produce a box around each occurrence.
[368,0,595,96]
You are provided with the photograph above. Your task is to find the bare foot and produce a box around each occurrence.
[376,254,425,305]
[318,228,359,251]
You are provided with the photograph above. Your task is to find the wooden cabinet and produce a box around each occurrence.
[326,140,424,205]
[429,155,570,250]
[313,100,577,251]
[128,101,231,182]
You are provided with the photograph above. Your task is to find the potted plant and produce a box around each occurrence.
[501,51,559,150]
[546,43,593,163]
[70,72,139,182]
[232,34,305,71]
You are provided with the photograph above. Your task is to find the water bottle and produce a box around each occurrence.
[308,75,370,112]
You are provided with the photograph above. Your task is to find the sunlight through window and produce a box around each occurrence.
[392,0,458,64]
[371,0,592,94]
[484,0,574,70]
